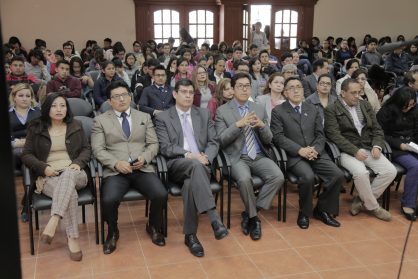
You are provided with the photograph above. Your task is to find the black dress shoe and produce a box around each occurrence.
[297,212,309,229]
[103,227,119,255]
[313,208,341,227]
[146,223,166,246]
[241,211,250,235]
[249,217,262,241]
[211,221,228,240]
[402,207,417,221]
[184,234,204,257]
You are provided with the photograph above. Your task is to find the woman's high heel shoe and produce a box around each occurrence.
[402,207,417,221]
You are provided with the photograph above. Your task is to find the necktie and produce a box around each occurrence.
[121,112,130,138]
[239,106,257,160]
[294,105,300,114]
[159,87,164,94]
[182,113,199,153]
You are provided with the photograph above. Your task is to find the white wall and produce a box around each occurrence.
[313,0,418,43]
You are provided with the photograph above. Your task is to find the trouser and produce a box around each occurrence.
[394,153,418,208]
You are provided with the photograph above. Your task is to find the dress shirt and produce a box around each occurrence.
[340,99,364,135]
[9,106,35,125]
[114,108,132,134]
[289,101,302,113]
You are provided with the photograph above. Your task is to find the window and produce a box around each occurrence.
[274,10,298,50]
[153,9,180,46]
[242,9,249,52]
[188,10,214,46]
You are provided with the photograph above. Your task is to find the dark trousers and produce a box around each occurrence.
[101,171,167,231]
[394,153,418,208]
[289,157,343,216]
[168,158,216,234]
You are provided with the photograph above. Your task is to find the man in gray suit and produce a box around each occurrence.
[271,77,343,229]
[92,80,168,254]
[215,72,284,241]
[155,79,228,258]
[302,59,335,98]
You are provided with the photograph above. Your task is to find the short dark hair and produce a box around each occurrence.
[351,69,368,80]
[235,60,249,70]
[153,65,166,75]
[133,40,140,46]
[174,78,194,91]
[281,52,293,62]
[367,38,378,45]
[404,70,418,86]
[56,59,70,68]
[201,43,210,50]
[28,49,46,64]
[214,56,226,65]
[284,76,302,88]
[41,92,73,128]
[258,49,269,57]
[111,58,123,68]
[226,47,234,54]
[10,56,25,64]
[231,72,251,88]
[312,59,326,72]
[105,80,130,99]
[54,50,64,57]
[104,38,112,43]
[317,73,332,83]
[249,44,258,50]
[233,46,243,53]
[35,39,46,48]
[62,41,72,49]
[341,78,359,92]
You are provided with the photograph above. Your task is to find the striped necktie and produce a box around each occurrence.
[239,106,257,160]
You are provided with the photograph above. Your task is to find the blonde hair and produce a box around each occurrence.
[215,78,232,105]
[9,83,38,108]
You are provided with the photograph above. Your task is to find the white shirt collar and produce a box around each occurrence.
[114,107,131,118]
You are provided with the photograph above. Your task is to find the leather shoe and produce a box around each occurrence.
[184,234,204,257]
[297,212,309,229]
[313,207,340,227]
[402,207,417,221]
[103,227,119,255]
[241,211,250,235]
[146,223,166,246]
[211,221,228,240]
[249,217,262,241]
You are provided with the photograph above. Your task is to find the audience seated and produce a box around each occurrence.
[47,60,82,98]
[21,93,91,261]
[259,49,279,76]
[249,57,269,99]
[336,58,360,94]
[302,59,332,98]
[209,57,231,84]
[351,69,381,112]
[69,57,94,96]
[361,38,384,68]
[25,49,51,83]
[124,53,139,81]
[7,56,39,89]
[191,65,215,108]
[324,78,396,221]
[385,47,411,76]
[225,46,243,74]
[335,40,354,65]
[207,78,234,120]
[93,61,123,107]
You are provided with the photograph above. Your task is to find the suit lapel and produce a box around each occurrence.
[130,110,139,139]
[300,102,312,127]
[228,100,242,122]
[284,101,301,125]
[169,106,184,147]
[108,110,127,139]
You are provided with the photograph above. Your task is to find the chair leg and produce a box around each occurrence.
[145,200,149,217]
[227,175,232,229]
[94,200,99,245]
[395,179,401,192]
[100,195,105,245]
[214,193,219,205]
[163,200,168,237]
[277,187,282,221]
[350,182,355,196]
[35,211,39,230]
[82,205,86,224]
[220,185,224,223]
[29,206,34,255]
[283,182,287,222]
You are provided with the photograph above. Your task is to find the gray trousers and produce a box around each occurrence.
[168,158,216,235]
[230,154,284,218]
[42,169,87,238]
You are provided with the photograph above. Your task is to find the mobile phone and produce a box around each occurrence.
[130,159,139,166]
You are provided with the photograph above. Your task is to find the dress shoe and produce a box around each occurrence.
[297,212,309,229]
[350,196,363,216]
[146,223,166,246]
[211,221,228,240]
[103,227,119,255]
[241,211,250,235]
[402,207,417,221]
[184,234,204,257]
[249,217,262,241]
[313,207,341,227]
[371,206,392,221]
[67,238,82,261]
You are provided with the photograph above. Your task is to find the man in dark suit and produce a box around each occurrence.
[209,57,232,84]
[271,77,343,229]
[215,72,284,241]
[92,80,168,254]
[138,65,175,117]
[155,79,228,257]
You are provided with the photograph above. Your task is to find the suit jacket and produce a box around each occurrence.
[91,108,158,178]
[209,71,231,83]
[302,74,318,98]
[255,94,272,125]
[215,100,272,164]
[155,106,219,164]
[138,84,175,116]
[324,98,385,156]
[271,101,327,168]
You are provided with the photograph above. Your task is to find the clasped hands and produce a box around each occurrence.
[298,146,319,160]
[44,163,81,177]
[187,152,209,165]
[236,112,265,129]
[355,147,381,161]
[115,157,145,174]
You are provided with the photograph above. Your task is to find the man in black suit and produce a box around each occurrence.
[155,79,228,257]
[209,57,232,84]
[270,77,343,229]
[138,65,175,117]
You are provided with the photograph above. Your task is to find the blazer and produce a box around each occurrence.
[215,100,272,164]
[138,84,175,116]
[91,108,158,178]
[305,92,338,125]
[270,101,328,168]
[155,106,219,164]
[208,71,232,83]
[324,98,385,156]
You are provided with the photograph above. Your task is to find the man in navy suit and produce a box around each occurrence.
[139,65,175,117]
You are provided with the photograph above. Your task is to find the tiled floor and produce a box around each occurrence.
[17,177,418,279]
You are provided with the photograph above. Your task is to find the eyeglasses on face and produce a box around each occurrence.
[285,85,303,92]
[235,84,251,90]
[319,81,332,87]
[111,92,130,99]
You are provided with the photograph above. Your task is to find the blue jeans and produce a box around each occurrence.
[394,153,418,208]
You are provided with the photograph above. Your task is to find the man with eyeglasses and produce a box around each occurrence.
[216,72,284,240]
[155,79,228,257]
[271,77,343,229]
[138,65,175,117]
[325,78,396,221]
[92,80,168,254]
[302,59,335,98]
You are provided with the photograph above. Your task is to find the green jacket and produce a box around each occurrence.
[324,98,384,156]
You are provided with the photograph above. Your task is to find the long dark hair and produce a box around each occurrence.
[382,87,416,117]
[69,56,85,76]
[39,92,73,130]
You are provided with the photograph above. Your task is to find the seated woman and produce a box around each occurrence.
[376,87,418,220]
[165,56,177,89]
[351,69,381,113]
[255,72,286,125]
[21,92,91,261]
[192,65,215,108]
[207,78,234,120]
[249,57,269,99]
[69,57,94,97]
[124,53,139,80]
[174,57,192,82]
[9,83,41,222]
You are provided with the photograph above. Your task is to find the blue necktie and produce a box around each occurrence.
[159,87,164,94]
[121,112,130,138]
[239,106,257,160]
[294,105,300,114]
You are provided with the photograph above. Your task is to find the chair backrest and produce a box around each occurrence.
[74,116,93,139]
[68,98,94,117]
[87,70,100,83]
[99,101,137,114]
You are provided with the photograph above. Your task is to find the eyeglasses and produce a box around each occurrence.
[285,85,304,92]
[284,71,296,75]
[319,81,332,87]
[111,92,130,99]
[154,74,166,77]
[178,90,194,96]
[235,84,251,90]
